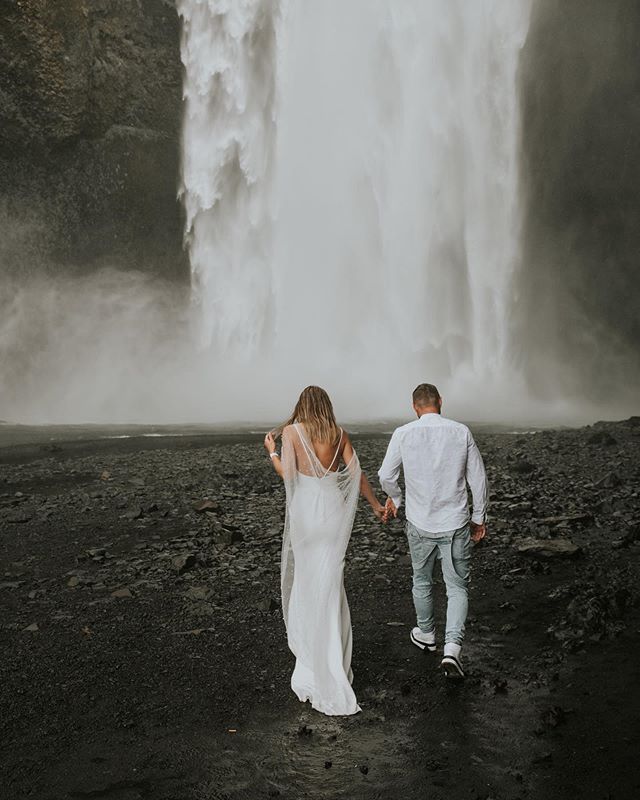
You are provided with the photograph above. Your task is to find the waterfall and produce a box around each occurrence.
[179,0,533,420]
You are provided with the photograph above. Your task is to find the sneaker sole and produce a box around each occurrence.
[410,631,436,653]
[441,656,465,679]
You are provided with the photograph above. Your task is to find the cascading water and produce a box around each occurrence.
[178,0,533,420]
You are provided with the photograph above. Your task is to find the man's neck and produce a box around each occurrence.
[416,407,440,418]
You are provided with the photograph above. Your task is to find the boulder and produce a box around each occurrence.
[515,537,582,559]
[214,529,244,546]
[172,553,197,574]
[194,499,218,513]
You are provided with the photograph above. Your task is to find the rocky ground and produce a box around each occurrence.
[1,419,639,800]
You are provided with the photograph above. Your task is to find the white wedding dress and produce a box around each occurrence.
[280,423,362,716]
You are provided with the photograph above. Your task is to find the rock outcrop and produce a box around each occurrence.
[0,0,186,277]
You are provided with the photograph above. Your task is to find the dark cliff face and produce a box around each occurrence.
[518,0,640,395]
[0,0,186,278]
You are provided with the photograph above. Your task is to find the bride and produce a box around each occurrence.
[264,386,385,716]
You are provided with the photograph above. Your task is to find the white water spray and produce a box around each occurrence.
[178,0,533,420]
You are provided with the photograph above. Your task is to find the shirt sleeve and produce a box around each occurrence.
[466,429,488,524]
[378,429,403,509]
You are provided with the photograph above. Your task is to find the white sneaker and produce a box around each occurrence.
[410,627,436,652]
[440,643,464,679]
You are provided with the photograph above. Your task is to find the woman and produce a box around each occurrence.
[264,386,385,716]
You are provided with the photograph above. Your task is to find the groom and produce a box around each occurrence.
[378,383,488,679]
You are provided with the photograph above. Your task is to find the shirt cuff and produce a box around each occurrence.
[388,493,403,510]
[471,512,484,525]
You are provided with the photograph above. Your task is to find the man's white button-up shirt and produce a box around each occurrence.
[378,413,488,533]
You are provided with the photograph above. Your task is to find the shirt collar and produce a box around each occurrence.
[417,413,441,424]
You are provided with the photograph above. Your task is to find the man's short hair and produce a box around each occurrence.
[412,383,441,408]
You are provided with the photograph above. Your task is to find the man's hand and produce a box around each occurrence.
[470,521,487,543]
[383,497,398,523]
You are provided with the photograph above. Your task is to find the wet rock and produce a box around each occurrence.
[124,506,143,520]
[86,547,107,561]
[23,622,39,632]
[172,553,197,574]
[537,513,592,527]
[214,528,244,546]
[542,705,568,728]
[595,471,622,489]
[549,575,634,649]
[512,459,535,474]
[500,623,518,634]
[257,597,279,612]
[297,724,313,737]
[111,587,133,598]
[184,585,213,602]
[586,431,617,446]
[194,498,219,513]
[612,522,640,549]
[67,576,81,588]
[508,501,534,516]
[6,511,32,523]
[0,580,22,590]
[516,537,581,559]
[0,496,28,508]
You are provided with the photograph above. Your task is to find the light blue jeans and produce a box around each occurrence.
[406,521,471,645]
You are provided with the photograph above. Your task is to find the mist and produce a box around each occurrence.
[0,0,638,427]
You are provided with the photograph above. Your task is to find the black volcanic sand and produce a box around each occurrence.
[1,421,639,800]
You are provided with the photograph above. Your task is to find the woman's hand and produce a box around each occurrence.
[372,501,386,523]
[264,432,276,454]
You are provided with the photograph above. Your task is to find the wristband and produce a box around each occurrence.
[269,452,280,459]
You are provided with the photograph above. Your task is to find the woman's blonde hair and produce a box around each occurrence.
[277,386,340,444]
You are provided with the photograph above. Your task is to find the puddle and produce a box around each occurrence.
[193,707,414,799]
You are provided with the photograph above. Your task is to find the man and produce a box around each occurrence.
[378,383,488,679]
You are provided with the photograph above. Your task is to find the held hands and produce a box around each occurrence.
[470,521,487,543]
[383,497,398,523]
[372,497,397,524]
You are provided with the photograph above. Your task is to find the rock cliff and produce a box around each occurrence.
[0,0,186,277]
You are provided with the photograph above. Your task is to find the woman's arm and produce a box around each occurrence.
[342,434,385,521]
[264,432,284,478]
[360,473,385,520]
